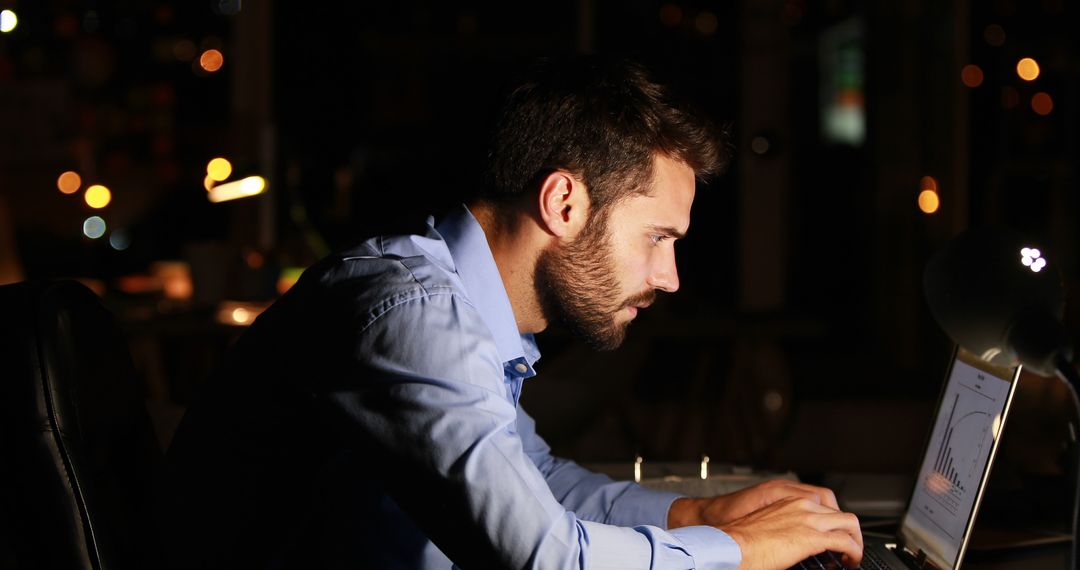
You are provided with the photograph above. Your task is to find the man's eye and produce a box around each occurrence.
[650,235,669,245]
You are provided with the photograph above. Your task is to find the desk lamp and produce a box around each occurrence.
[924,227,1079,567]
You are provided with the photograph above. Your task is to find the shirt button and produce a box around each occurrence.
[514,363,528,374]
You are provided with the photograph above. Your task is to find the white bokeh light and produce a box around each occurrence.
[0,10,17,33]
[1020,246,1046,273]
[83,216,106,239]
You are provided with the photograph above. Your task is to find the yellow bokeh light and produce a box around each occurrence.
[920,175,939,192]
[84,184,112,209]
[207,175,267,203]
[231,307,251,324]
[207,157,233,181]
[1016,57,1040,81]
[918,189,940,214]
[199,49,224,72]
[1031,92,1053,116]
[57,171,82,194]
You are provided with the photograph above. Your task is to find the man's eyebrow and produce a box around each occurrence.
[647,224,687,240]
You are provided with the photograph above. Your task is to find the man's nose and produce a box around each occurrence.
[647,250,679,293]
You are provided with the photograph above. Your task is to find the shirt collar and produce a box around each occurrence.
[435,205,540,373]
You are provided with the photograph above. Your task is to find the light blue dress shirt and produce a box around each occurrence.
[329,204,741,568]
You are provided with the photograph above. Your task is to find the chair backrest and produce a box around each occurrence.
[0,280,162,569]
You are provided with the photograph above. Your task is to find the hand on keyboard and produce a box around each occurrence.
[670,479,843,527]
[719,496,863,570]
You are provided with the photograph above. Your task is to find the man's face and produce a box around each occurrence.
[535,154,696,350]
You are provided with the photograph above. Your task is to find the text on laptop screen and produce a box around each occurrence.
[901,356,1013,568]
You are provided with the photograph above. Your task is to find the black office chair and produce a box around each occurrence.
[0,280,162,569]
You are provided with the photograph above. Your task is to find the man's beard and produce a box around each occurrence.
[534,211,657,351]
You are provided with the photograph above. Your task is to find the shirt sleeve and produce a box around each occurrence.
[515,405,683,529]
[321,288,741,569]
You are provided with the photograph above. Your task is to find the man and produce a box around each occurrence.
[161,58,862,569]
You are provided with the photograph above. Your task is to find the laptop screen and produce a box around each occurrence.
[899,348,1021,569]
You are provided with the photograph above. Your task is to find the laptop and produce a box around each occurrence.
[796,347,1022,570]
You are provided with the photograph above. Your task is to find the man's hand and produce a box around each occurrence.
[668,479,841,527]
[718,496,863,570]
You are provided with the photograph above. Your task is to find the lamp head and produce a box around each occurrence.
[923,227,1072,376]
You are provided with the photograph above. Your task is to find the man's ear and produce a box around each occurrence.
[537,170,590,238]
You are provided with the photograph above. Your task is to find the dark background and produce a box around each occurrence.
[1,1,1078,529]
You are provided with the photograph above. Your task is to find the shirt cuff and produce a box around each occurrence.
[670,526,742,570]
[606,484,684,528]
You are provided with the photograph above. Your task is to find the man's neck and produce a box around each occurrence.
[468,201,548,335]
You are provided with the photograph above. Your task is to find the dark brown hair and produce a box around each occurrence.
[482,57,730,212]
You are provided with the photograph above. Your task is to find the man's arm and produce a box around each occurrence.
[514,393,863,569]
[515,405,685,529]
[323,288,744,568]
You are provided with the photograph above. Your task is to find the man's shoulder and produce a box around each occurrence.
[298,231,472,322]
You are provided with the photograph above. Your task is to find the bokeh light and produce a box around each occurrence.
[173,39,197,62]
[245,249,265,269]
[84,184,112,209]
[960,64,983,88]
[199,49,224,72]
[1016,57,1040,81]
[920,175,939,192]
[0,10,17,33]
[83,216,106,239]
[216,301,266,326]
[918,189,940,214]
[207,157,233,181]
[232,307,251,324]
[694,11,717,35]
[983,24,1005,47]
[207,175,267,203]
[109,229,131,251]
[659,4,682,27]
[1031,92,1053,115]
[751,136,771,155]
[57,171,82,194]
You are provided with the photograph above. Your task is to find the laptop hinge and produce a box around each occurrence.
[907,548,941,570]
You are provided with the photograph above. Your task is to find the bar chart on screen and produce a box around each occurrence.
[910,359,1009,540]
[927,391,993,515]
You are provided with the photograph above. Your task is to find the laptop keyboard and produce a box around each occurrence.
[792,547,891,570]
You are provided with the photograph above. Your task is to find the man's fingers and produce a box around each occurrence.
[719,497,865,570]
[788,482,840,511]
[796,502,865,565]
[824,530,863,568]
[761,481,840,511]
[813,510,864,568]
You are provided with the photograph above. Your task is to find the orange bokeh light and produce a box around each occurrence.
[199,49,224,72]
[659,3,682,27]
[1031,92,1053,116]
[918,190,940,214]
[1016,57,1040,81]
[960,64,984,88]
[920,175,939,192]
[57,171,81,194]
